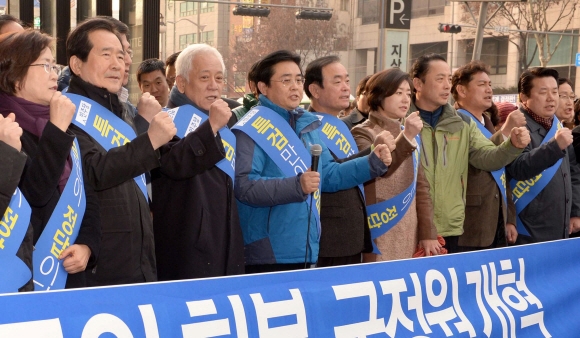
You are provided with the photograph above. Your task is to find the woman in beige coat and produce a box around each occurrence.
[351,68,440,262]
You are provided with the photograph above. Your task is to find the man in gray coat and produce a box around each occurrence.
[506,67,580,243]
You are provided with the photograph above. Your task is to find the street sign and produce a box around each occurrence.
[384,0,411,30]
[576,53,580,67]
[494,26,510,33]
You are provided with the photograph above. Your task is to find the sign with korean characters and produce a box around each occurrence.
[1,238,579,337]
[383,29,409,72]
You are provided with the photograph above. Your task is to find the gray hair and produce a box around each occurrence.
[175,44,225,82]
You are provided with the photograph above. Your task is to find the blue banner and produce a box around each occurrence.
[165,104,236,182]
[458,109,508,206]
[1,238,578,337]
[33,138,86,291]
[510,117,561,237]
[233,106,322,238]
[64,93,148,200]
[366,132,421,254]
[0,188,32,292]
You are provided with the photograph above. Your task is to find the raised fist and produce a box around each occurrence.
[555,127,573,150]
[403,111,423,140]
[0,113,23,151]
[137,92,162,123]
[50,91,76,132]
[373,143,392,166]
[509,127,531,149]
[208,99,232,134]
[147,111,177,150]
[501,109,526,137]
[373,130,396,152]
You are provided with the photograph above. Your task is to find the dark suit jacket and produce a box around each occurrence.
[506,107,580,243]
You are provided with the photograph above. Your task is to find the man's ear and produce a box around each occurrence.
[175,75,187,93]
[309,83,321,99]
[257,81,268,96]
[69,56,82,76]
[412,77,423,94]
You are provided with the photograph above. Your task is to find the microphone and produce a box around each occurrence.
[310,144,322,172]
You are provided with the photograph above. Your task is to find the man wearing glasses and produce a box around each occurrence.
[233,50,394,273]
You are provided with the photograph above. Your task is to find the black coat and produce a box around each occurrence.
[506,108,580,243]
[68,75,160,286]
[0,140,31,291]
[152,97,244,280]
[17,122,101,289]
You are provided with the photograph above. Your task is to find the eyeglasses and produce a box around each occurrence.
[559,94,577,101]
[30,63,62,77]
[271,78,305,87]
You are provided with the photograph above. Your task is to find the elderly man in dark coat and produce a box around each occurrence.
[152,44,244,280]
[506,68,580,243]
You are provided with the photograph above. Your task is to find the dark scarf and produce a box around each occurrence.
[0,92,71,192]
[522,103,553,131]
[168,86,209,115]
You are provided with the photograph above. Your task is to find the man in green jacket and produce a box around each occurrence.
[409,53,531,253]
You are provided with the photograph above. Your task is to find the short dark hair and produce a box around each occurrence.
[410,53,447,83]
[0,14,21,32]
[366,68,413,112]
[101,16,130,40]
[356,75,372,97]
[246,59,260,94]
[518,67,559,97]
[254,50,301,94]
[166,51,181,68]
[137,59,166,83]
[558,77,573,89]
[303,55,340,98]
[0,30,54,95]
[66,18,120,74]
[451,60,490,101]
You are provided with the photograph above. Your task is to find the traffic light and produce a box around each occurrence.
[295,10,333,21]
[233,5,271,17]
[438,24,462,34]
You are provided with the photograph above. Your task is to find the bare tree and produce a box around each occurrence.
[460,1,577,75]
[231,8,340,76]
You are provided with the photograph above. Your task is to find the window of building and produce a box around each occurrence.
[409,41,448,68]
[179,33,196,50]
[357,0,379,25]
[526,31,579,67]
[411,0,446,19]
[200,31,214,46]
[180,2,214,17]
[460,36,509,75]
[340,0,349,11]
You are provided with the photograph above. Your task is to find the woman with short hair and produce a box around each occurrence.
[0,29,100,290]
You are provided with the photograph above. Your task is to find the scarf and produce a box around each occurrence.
[0,92,71,193]
[522,103,553,131]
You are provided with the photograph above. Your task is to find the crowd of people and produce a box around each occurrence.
[1,13,579,291]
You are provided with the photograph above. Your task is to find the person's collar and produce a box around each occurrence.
[117,87,129,103]
[168,86,209,114]
[309,100,340,117]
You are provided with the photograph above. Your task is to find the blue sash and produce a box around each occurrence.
[314,112,365,198]
[165,105,236,182]
[0,188,32,292]
[33,138,86,291]
[366,130,421,254]
[233,106,322,238]
[510,118,562,237]
[64,93,148,200]
[458,109,508,206]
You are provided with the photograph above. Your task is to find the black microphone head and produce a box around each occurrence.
[310,144,322,156]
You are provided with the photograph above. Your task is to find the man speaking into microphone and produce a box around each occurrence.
[233,50,393,273]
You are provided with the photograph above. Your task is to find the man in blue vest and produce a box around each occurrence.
[233,50,393,273]
[304,56,412,266]
[506,67,580,243]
